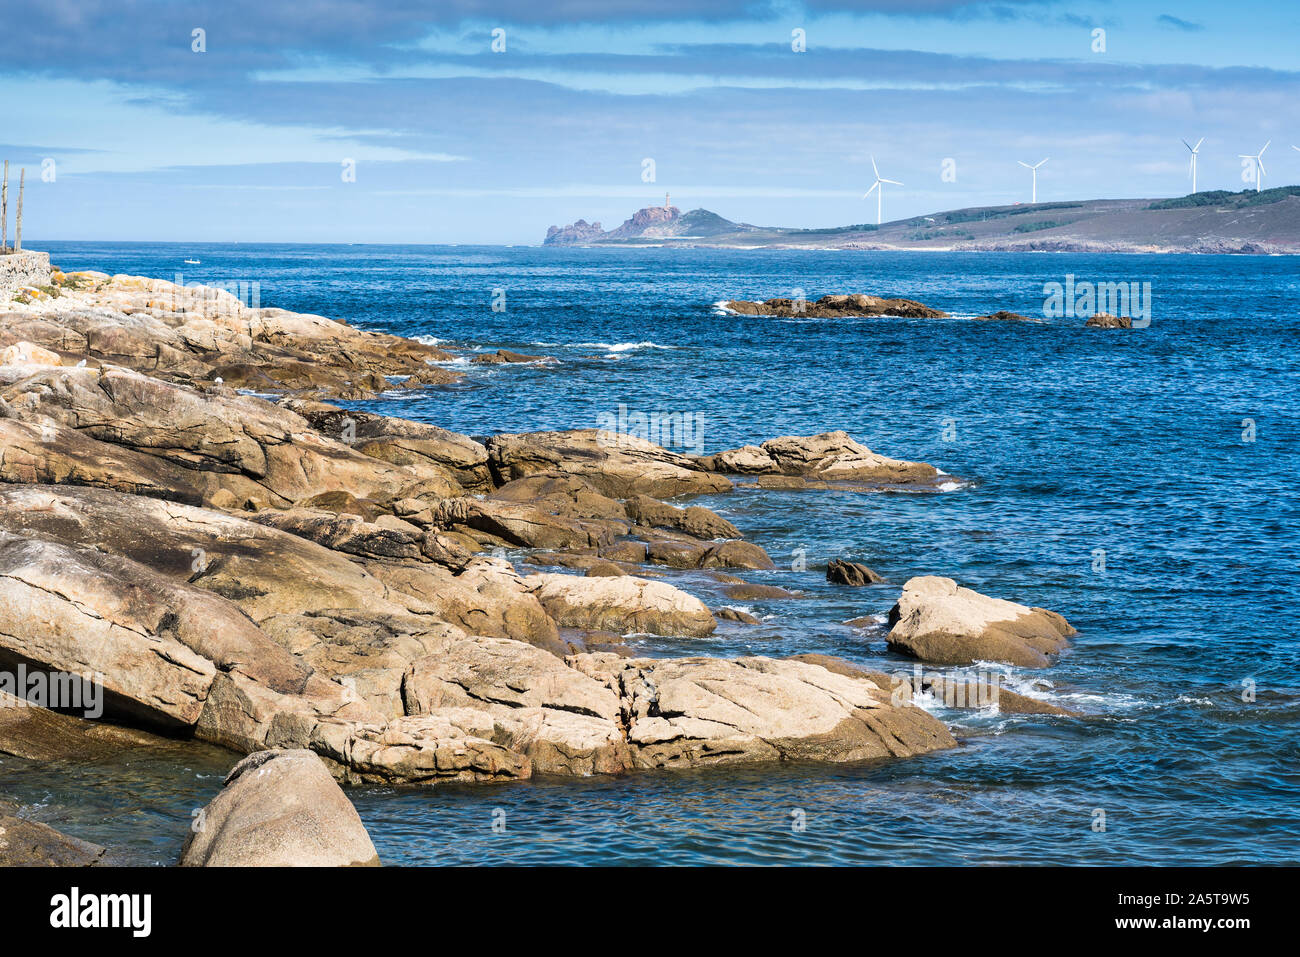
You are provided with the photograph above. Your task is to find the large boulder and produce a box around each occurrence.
[180,750,380,866]
[526,572,717,637]
[704,431,938,485]
[0,340,62,367]
[886,576,1076,668]
[486,430,732,499]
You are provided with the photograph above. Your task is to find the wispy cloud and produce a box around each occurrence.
[1156,14,1205,32]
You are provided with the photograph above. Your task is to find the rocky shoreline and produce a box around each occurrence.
[0,268,1082,865]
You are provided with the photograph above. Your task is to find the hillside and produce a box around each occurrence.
[544,187,1300,253]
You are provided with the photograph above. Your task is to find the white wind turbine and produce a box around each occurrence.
[1182,137,1204,194]
[1018,157,1048,203]
[863,156,902,226]
[1238,141,1270,193]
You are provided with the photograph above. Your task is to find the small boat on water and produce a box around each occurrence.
[184,258,201,264]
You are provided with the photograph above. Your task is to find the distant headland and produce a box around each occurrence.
[545,187,1300,253]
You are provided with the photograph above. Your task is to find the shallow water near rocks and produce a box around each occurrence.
[11,242,1298,865]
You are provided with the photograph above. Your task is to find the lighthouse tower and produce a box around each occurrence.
[664,192,670,209]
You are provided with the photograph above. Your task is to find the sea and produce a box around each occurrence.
[2,242,1297,865]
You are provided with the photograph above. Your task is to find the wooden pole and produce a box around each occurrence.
[1,160,7,253]
[14,168,22,253]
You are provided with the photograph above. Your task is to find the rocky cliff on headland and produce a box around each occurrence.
[546,203,745,245]
[543,189,1300,252]
[545,219,606,245]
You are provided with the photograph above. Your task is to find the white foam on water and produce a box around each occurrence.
[413,334,446,345]
[533,340,675,353]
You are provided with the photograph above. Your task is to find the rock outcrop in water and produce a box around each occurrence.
[699,431,942,487]
[827,559,885,586]
[886,576,1076,668]
[1084,312,1133,328]
[724,294,949,319]
[0,269,966,807]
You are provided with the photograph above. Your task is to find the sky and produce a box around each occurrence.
[2,0,1299,244]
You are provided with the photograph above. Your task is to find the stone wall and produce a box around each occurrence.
[0,251,52,301]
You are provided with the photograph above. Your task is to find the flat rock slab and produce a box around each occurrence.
[0,802,106,866]
[487,429,733,499]
[572,654,956,769]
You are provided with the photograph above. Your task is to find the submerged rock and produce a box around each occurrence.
[973,310,1038,322]
[827,559,885,585]
[886,576,1076,668]
[180,750,380,867]
[471,349,553,365]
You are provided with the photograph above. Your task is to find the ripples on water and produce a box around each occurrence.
[10,243,1298,865]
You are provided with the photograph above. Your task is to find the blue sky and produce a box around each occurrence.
[3,0,1299,243]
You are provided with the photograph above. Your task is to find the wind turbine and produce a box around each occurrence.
[1238,141,1269,193]
[1182,137,1204,194]
[1018,158,1048,203]
[863,156,902,226]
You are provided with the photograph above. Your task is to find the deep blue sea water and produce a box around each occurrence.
[2,241,1297,865]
